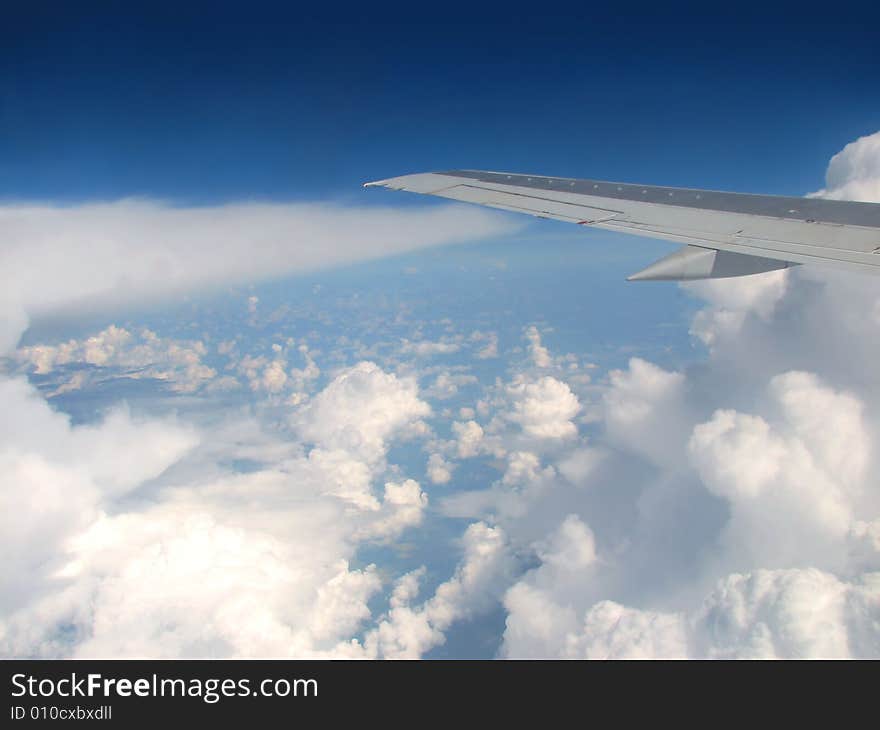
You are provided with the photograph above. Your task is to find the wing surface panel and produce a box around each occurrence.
[365,170,880,278]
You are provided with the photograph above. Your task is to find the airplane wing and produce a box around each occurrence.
[365,170,880,280]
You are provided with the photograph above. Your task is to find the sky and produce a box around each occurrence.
[1,2,879,658]
[2,2,878,201]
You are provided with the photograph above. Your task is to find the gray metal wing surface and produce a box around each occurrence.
[365,170,880,280]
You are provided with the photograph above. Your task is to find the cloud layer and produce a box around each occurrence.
[0,200,517,354]
[2,131,880,659]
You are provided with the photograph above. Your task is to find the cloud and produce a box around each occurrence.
[294,361,431,465]
[424,372,478,400]
[491,131,880,658]
[259,360,289,393]
[513,568,880,659]
[501,515,600,657]
[357,479,428,542]
[363,522,515,658]
[288,345,321,393]
[452,420,485,458]
[400,339,462,357]
[809,130,880,202]
[0,200,519,355]
[496,327,880,657]
[0,360,437,657]
[4,131,880,660]
[501,504,879,658]
[0,376,197,619]
[689,371,868,573]
[502,451,554,486]
[13,510,382,659]
[471,331,499,360]
[602,358,688,468]
[13,325,217,393]
[426,453,454,484]
[503,376,581,440]
[524,326,552,368]
[687,270,789,348]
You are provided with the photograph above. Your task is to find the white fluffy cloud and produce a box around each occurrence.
[363,522,515,658]
[0,375,197,619]
[13,325,217,393]
[524,326,552,368]
[689,371,870,573]
[503,376,581,440]
[0,360,436,657]
[12,512,381,658]
[294,361,431,465]
[496,132,880,658]
[452,419,485,458]
[426,453,454,485]
[810,130,880,202]
[508,568,880,659]
[603,358,688,468]
[500,346,880,657]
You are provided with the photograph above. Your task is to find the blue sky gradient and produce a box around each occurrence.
[2,2,878,202]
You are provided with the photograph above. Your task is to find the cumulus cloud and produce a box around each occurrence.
[502,451,555,487]
[452,420,485,458]
[357,479,429,541]
[236,345,318,396]
[511,568,880,659]
[20,513,381,658]
[426,453,454,485]
[424,371,478,400]
[501,515,599,657]
[0,376,197,618]
[294,361,431,465]
[0,359,439,657]
[524,326,552,368]
[363,522,515,658]
[810,130,880,202]
[602,358,689,468]
[494,131,880,658]
[688,270,789,348]
[503,376,581,440]
[689,371,869,573]
[288,345,321,393]
[498,357,880,657]
[13,325,217,393]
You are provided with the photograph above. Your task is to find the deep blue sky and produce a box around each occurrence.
[1,1,878,204]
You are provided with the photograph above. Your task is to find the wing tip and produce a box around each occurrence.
[363,172,460,194]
